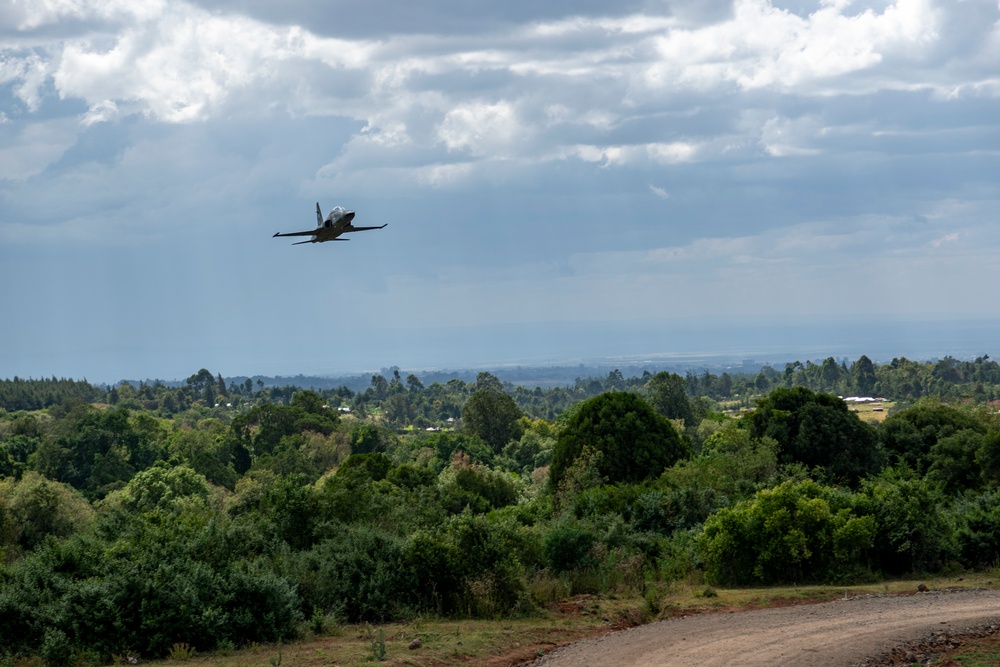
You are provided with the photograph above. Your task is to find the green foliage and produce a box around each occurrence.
[0,377,105,412]
[41,629,73,667]
[926,428,985,493]
[951,489,1000,568]
[167,643,196,661]
[0,506,302,659]
[858,468,956,574]
[549,392,688,491]
[423,432,495,470]
[439,460,521,514]
[747,387,881,485]
[461,389,524,453]
[662,425,781,504]
[366,626,386,662]
[697,479,875,585]
[31,407,168,498]
[337,453,392,482]
[543,522,597,572]
[228,471,318,550]
[386,462,436,490]
[294,525,413,623]
[9,361,1000,664]
[495,429,553,475]
[106,463,211,514]
[879,400,985,473]
[0,472,94,550]
[350,423,391,455]
[645,372,694,426]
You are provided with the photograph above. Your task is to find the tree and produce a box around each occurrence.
[604,369,625,391]
[370,374,389,399]
[215,373,228,398]
[186,368,217,402]
[350,423,388,455]
[646,372,694,425]
[697,479,874,585]
[746,387,881,486]
[851,355,877,395]
[290,389,328,415]
[461,389,523,453]
[549,392,688,491]
[475,371,504,394]
[879,400,985,473]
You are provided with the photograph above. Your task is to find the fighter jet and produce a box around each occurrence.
[273,202,387,245]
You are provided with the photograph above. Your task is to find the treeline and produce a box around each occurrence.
[739,354,1000,402]
[2,359,1000,664]
[5,354,1000,423]
[0,377,106,412]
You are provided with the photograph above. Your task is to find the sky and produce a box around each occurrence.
[1,0,999,383]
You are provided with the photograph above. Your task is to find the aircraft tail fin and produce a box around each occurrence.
[316,202,323,226]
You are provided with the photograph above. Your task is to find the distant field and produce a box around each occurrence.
[848,400,895,423]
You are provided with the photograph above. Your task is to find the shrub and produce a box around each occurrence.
[859,468,956,575]
[952,489,1000,568]
[697,479,874,585]
[543,523,597,573]
[549,392,688,492]
[293,525,413,622]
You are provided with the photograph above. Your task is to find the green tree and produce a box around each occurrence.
[697,479,874,585]
[350,422,388,455]
[926,429,984,494]
[645,372,694,426]
[0,472,94,550]
[549,392,688,491]
[747,387,881,485]
[851,355,877,395]
[879,400,984,473]
[461,389,524,453]
[290,389,328,415]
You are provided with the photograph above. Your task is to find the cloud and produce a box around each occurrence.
[437,101,521,156]
[649,184,670,199]
[760,115,823,156]
[0,118,78,180]
[2,0,1000,380]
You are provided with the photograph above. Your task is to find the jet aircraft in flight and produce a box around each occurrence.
[273,202,386,245]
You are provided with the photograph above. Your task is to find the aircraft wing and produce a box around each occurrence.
[346,224,388,232]
[273,229,319,238]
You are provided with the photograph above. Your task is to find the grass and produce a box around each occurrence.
[931,635,1000,666]
[849,400,896,424]
[130,574,999,667]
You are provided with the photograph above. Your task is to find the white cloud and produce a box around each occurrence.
[572,141,700,167]
[8,0,168,30]
[645,0,939,92]
[760,115,824,156]
[437,101,521,156]
[649,184,670,199]
[930,231,959,248]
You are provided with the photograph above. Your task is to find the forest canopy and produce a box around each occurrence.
[3,354,1000,663]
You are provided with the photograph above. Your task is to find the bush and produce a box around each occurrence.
[550,392,688,491]
[294,525,413,622]
[697,479,875,585]
[0,510,302,659]
[859,468,956,575]
[543,523,597,572]
[952,489,1000,568]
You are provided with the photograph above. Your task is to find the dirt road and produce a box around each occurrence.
[531,589,1000,666]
